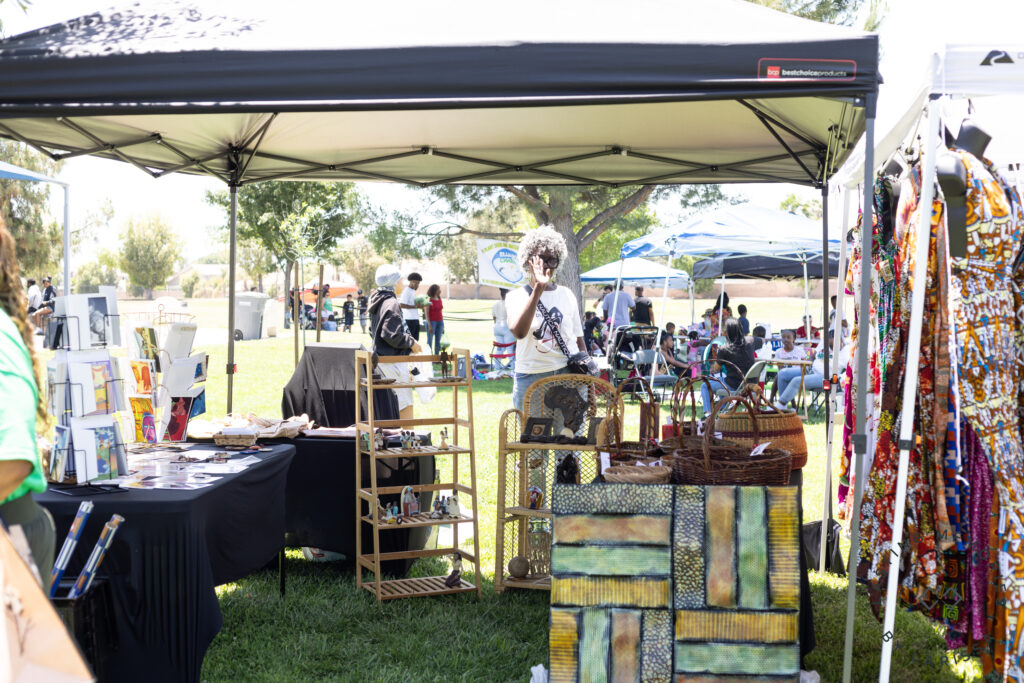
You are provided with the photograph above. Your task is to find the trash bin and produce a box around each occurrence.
[233,292,270,340]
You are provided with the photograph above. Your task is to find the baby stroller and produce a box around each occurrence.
[607,323,659,389]
[284,289,319,330]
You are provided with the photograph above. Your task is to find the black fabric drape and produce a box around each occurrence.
[281,342,399,427]
[279,435,434,576]
[35,445,295,683]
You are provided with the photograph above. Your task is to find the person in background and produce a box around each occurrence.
[30,275,56,332]
[632,286,654,326]
[357,289,369,334]
[0,216,55,580]
[664,321,676,337]
[773,332,843,411]
[794,314,814,339]
[736,303,750,335]
[657,331,689,377]
[583,311,605,356]
[506,226,584,413]
[342,294,355,332]
[774,329,807,361]
[398,271,423,341]
[594,284,613,314]
[829,294,849,337]
[600,283,634,331]
[25,278,41,316]
[368,264,422,419]
[751,324,766,351]
[426,284,444,355]
[492,287,515,343]
[701,318,755,413]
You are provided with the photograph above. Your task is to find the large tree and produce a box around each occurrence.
[118,214,182,298]
[0,140,63,280]
[206,181,363,300]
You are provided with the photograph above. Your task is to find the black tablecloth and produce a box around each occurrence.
[277,435,434,575]
[36,444,295,683]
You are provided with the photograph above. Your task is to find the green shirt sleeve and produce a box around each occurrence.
[0,310,45,503]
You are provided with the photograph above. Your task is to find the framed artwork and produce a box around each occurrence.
[523,417,553,440]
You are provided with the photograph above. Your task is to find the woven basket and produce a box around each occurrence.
[602,464,672,484]
[213,431,258,447]
[672,395,792,486]
[602,376,659,460]
[715,387,808,469]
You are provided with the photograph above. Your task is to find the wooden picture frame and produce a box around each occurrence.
[523,417,553,440]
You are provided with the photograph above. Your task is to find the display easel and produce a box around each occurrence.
[354,348,481,602]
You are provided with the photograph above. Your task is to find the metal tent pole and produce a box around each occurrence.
[718,272,725,333]
[878,96,940,682]
[650,247,675,390]
[816,185,831,573]
[842,95,877,683]
[62,185,71,294]
[316,264,324,342]
[803,259,811,340]
[226,184,238,414]
[821,186,851,572]
[690,280,695,325]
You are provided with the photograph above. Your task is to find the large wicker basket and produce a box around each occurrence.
[602,464,672,484]
[673,395,792,486]
[602,376,660,461]
[714,386,808,469]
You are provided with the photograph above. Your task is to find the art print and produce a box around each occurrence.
[164,395,194,442]
[93,425,116,478]
[132,325,159,366]
[129,396,157,443]
[523,417,553,440]
[188,388,206,419]
[129,360,155,394]
[50,425,70,480]
[86,295,109,347]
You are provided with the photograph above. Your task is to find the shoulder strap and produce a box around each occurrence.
[528,286,574,361]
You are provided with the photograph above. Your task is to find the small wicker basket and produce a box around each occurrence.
[673,395,792,486]
[602,464,672,484]
[213,431,258,447]
[602,376,660,460]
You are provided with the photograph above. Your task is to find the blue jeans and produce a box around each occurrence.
[513,368,563,413]
[701,373,738,414]
[430,320,444,355]
[778,368,823,404]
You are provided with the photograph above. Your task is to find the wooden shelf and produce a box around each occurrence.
[358,548,477,567]
[359,483,472,498]
[366,445,471,459]
[356,417,471,429]
[360,379,469,390]
[505,506,552,519]
[360,575,477,600]
[499,575,551,591]
[361,512,474,529]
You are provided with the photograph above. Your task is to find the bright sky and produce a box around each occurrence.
[3,0,1024,265]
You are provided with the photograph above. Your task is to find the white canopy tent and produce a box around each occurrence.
[0,160,70,290]
[829,44,1024,682]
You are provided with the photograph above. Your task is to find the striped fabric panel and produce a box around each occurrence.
[610,610,641,683]
[580,609,611,683]
[641,610,673,683]
[766,486,800,610]
[552,545,671,577]
[552,483,674,515]
[674,609,798,643]
[554,515,671,546]
[674,486,705,609]
[673,675,797,683]
[705,486,736,608]
[549,608,579,683]
[552,576,671,608]
[737,487,768,609]
[674,642,800,676]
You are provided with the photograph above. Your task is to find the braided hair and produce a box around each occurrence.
[0,213,46,421]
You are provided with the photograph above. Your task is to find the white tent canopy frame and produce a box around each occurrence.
[828,44,1024,682]
[0,160,70,290]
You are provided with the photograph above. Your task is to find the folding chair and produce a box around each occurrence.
[631,348,676,402]
[489,339,516,373]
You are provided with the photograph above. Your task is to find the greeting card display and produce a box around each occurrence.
[67,356,124,415]
[60,294,117,350]
[69,414,125,482]
[162,322,197,364]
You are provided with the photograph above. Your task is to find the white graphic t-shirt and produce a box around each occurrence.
[399,285,419,321]
[505,285,583,374]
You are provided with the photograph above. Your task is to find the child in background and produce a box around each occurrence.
[583,311,605,356]
[773,329,807,361]
[342,294,355,332]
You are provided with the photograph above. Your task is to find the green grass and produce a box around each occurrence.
[46,297,979,681]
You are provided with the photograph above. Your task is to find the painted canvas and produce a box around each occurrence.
[549,484,800,682]
[129,396,157,443]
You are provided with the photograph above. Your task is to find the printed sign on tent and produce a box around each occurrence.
[476,239,525,289]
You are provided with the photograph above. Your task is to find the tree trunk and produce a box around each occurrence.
[283,261,292,327]
[257,273,263,293]
[549,200,584,318]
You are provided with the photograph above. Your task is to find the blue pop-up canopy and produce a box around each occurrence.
[620,204,841,259]
[581,257,691,290]
[0,159,70,288]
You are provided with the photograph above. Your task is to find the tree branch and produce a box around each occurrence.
[577,185,656,249]
[415,220,519,240]
[502,185,550,216]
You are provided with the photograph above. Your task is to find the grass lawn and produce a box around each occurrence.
[49,297,979,681]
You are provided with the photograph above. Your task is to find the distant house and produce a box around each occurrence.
[165,263,228,291]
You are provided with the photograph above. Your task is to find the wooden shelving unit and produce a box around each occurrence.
[355,348,481,603]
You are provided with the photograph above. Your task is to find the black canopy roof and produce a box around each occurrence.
[692,252,840,280]
[0,0,879,187]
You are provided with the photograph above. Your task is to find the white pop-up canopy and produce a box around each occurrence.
[580,257,691,290]
[828,43,1024,682]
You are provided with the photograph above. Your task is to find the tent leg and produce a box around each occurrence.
[609,259,625,340]
[842,98,876,683]
[650,252,674,391]
[294,261,301,367]
[62,185,71,295]
[316,264,324,342]
[878,96,940,683]
[690,282,695,326]
[803,259,810,340]
[226,185,238,414]
[821,187,851,573]
[719,273,725,333]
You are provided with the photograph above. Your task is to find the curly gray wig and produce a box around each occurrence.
[517,225,568,271]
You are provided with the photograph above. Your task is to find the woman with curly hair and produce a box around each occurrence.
[0,214,55,578]
[506,226,585,412]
